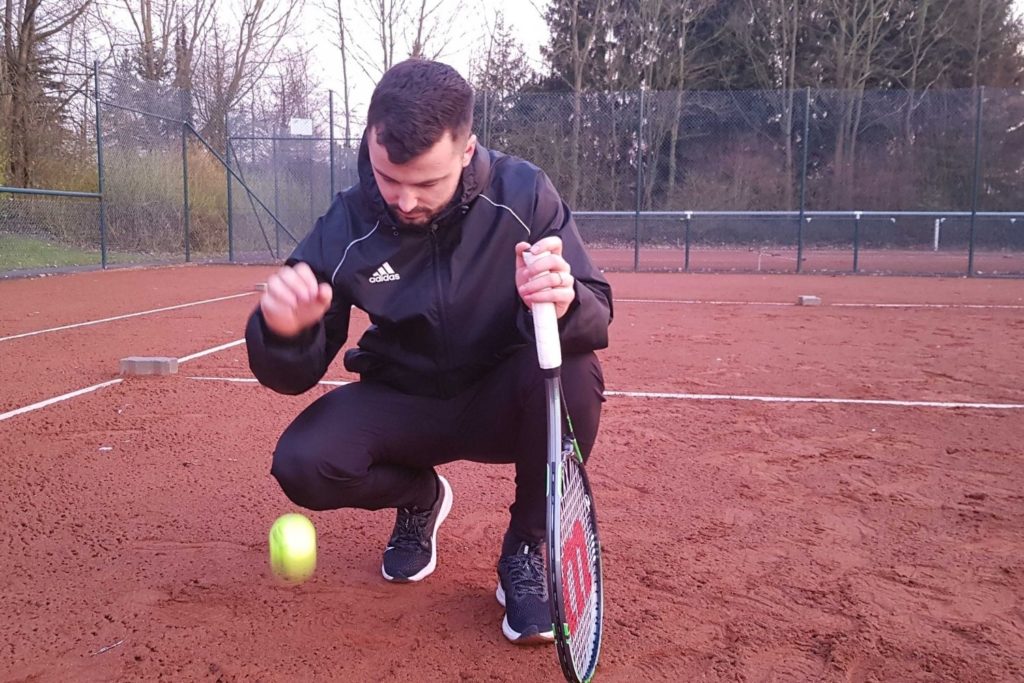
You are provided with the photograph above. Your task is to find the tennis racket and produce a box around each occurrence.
[523,250,603,683]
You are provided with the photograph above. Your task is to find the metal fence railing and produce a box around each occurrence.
[2,67,1023,278]
[575,210,1024,276]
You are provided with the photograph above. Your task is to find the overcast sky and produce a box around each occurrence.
[292,0,549,130]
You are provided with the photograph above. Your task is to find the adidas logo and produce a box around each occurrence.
[369,261,401,283]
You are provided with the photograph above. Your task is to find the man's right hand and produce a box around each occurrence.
[260,262,333,338]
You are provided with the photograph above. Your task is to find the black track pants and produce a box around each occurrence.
[270,346,604,545]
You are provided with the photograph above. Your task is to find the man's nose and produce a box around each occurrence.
[397,189,417,213]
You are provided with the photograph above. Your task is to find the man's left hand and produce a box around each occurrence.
[515,237,575,319]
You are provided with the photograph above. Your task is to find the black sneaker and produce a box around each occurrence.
[495,541,555,645]
[381,474,453,582]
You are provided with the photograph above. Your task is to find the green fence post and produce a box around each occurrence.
[684,212,692,272]
[482,91,490,147]
[797,87,810,273]
[634,88,645,273]
[226,113,234,262]
[968,86,984,277]
[329,90,336,199]
[273,137,280,259]
[182,123,191,262]
[93,61,108,269]
[852,211,861,272]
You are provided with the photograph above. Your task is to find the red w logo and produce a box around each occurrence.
[561,519,593,636]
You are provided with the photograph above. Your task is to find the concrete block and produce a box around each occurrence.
[120,356,178,376]
[797,295,822,306]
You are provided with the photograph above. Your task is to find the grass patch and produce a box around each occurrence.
[0,234,100,270]
[0,234,225,272]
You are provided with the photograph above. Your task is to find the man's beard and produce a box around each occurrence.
[388,205,437,228]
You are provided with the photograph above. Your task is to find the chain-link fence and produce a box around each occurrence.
[225,97,358,263]
[474,87,1023,275]
[99,69,190,264]
[2,69,1022,277]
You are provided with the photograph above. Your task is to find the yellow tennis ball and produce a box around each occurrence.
[268,513,317,583]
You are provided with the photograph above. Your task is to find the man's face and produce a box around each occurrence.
[368,128,476,227]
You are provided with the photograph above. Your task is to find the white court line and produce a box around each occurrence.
[0,292,256,343]
[0,379,123,422]
[178,339,246,364]
[617,299,791,306]
[186,376,1024,410]
[0,337,249,423]
[832,302,1024,310]
[189,376,352,387]
[604,390,1024,410]
[615,298,1024,310]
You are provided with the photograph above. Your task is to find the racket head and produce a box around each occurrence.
[548,428,603,682]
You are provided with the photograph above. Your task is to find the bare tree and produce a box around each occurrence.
[191,0,301,145]
[341,0,466,83]
[895,0,954,143]
[648,0,717,208]
[543,0,611,205]
[731,0,807,209]
[955,0,1024,89]
[2,0,92,185]
[91,0,214,96]
[820,0,898,206]
[470,10,532,93]
[408,0,465,60]
[266,47,321,131]
[121,0,176,80]
[345,0,408,80]
[321,0,353,140]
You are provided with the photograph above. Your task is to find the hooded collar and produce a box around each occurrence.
[357,130,492,229]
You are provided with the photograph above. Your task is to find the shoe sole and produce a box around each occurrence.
[381,474,453,583]
[495,583,555,645]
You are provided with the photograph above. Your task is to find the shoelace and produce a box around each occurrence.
[503,545,547,598]
[390,507,432,551]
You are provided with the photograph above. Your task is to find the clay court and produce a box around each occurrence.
[2,264,1023,682]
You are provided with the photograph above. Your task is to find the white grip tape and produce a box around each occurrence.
[522,250,562,370]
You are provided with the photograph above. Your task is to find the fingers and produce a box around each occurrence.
[530,235,563,257]
[281,262,320,304]
[515,237,575,316]
[521,237,566,281]
[260,263,332,337]
[316,282,333,310]
[519,270,575,303]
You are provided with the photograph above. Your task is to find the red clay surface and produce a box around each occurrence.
[2,265,1023,681]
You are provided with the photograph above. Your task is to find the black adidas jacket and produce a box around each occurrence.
[245,136,613,399]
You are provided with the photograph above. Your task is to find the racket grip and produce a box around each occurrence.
[522,250,562,371]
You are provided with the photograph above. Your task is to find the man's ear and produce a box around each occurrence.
[462,133,477,168]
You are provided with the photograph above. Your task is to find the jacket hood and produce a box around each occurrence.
[357,130,492,228]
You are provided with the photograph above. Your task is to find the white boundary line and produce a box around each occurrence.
[604,390,1024,410]
[178,339,246,364]
[0,338,249,423]
[0,379,123,422]
[832,302,1024,310]
[617,299,791,306]
[189,376,352,387]
[186,376,1024,410]
[615,298,1024,310]
[0,292,256,343]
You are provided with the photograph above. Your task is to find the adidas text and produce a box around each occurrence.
[369,262,401,283]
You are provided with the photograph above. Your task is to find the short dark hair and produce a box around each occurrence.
[367,59,474,164]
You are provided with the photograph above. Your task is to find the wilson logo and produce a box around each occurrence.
[369,262,401,283]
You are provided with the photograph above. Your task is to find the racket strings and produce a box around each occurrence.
[559,456,600,674]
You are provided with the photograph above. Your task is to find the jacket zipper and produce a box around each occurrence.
[429,223,452,395]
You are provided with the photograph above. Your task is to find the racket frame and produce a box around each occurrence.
[522,249,603,682]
